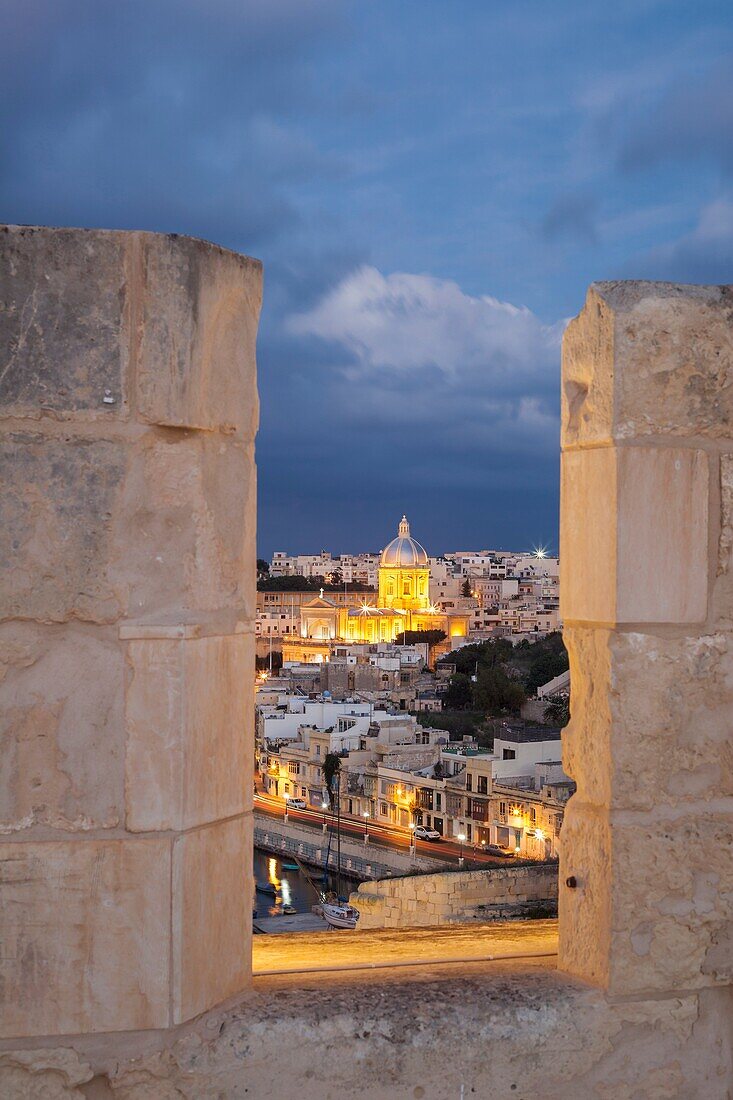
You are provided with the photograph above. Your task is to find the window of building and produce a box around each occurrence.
[502,748,516,760]
[477,776,488,794]
[315,745,320,757]
[466,774,472,791]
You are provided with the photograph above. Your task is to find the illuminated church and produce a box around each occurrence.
[296,516,469,650]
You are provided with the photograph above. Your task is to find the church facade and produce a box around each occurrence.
[288,516,470,659]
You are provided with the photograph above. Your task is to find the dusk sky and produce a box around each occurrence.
[3,1,732,556]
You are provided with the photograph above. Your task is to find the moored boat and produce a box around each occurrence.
[322,902,360,930]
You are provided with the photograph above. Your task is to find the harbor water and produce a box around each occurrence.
[253,847,362,919]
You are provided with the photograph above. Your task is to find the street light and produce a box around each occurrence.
[322,800,329,833]
[409,821,416,857]
[457,832,466,867]
[363,810,370,845]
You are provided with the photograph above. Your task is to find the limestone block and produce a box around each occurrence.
[610,812,733,994]
[0,1050,96,1099]
[560,800,733,994]
[0,226,262,433]
[561,446,708,624]
[1,432,255,625]
[125,632,252,832]
[558,800,612,988]
[110,433,256,621]
[564,627,733,808]
[712,453,733,629]
[563,281,733,446]
[0,837,171,1037]
[0,226,128,419]
[172,815,251,1023]
[0,622,125,833]
[137,233,261,435]
[0,434,127,623]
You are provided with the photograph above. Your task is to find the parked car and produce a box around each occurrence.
[414,825,442,841]
[285,797,307,810]
[485,844,512,857]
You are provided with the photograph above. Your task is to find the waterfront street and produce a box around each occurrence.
[254,790,525,869]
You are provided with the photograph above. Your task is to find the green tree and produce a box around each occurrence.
[543,693,570,726]
[460,577,473,598]
[321,753,342,810]
[473,666,525,715]
[395,629,447,647]
[443,672,473,710]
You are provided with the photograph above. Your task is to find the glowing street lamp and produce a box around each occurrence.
[363,810,370,845]
[408,821,416,856]
[457,832,466,867]
[322,800,329,833]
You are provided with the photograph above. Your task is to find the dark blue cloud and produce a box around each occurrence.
[1,0,731,556]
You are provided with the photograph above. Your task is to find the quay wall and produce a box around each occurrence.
[253,812,445,879]
[351,863,558,928]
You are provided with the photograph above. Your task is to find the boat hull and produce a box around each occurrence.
[322,903,360,930]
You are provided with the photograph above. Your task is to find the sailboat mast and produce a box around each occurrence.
[336,775,342,900]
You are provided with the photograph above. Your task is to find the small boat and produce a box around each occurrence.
[322,902,360,930]
[281,904,297,915]
[256,881,277,896]
[281,862,299,871]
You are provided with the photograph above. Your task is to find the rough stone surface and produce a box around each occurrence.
[137,233,261,435]
[0,838,171,1037]
[352,865,557,929]
[560,280,732,1013]
[0,226,128,419]
[1,967,731,1099]
[0,622,125,834]
[712,452,733,629]
[0,226,260,1040]
[563,627,733,807]
[109,433,256,623]
[0,434,127,623]
[561,800,733,996]
[561,445,708,624]
[125,633,253,832]
[172,816,251,1024]
[563,280,733,446]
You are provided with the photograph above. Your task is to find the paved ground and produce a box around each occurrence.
[252,918,558,975]
[253,912,327,935]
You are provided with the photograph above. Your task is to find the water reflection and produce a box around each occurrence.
[253,848,360,920]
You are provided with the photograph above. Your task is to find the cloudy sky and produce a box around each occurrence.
[3,1,732,556]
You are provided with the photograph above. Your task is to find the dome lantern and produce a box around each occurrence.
[380,515,429,568]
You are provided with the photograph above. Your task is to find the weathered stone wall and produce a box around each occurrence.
[0,226,261,1038]
[2,274,732,1096]
[352,863,558,928]
[559,282,733,1001]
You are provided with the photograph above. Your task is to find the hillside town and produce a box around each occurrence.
[257,514,561,660]
[254,515,572,866]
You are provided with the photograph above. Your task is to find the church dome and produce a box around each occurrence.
[380,516,429,568]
